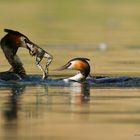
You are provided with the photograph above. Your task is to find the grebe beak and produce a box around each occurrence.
[24,39,35,50]
[24,39,41,57]
[54,62,71,71]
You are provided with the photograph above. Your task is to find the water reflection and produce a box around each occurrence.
[69,82,90,104]
[0,83,90,139]
[3,85,25,121]
[2,82,90,121]
[1,83,140,140]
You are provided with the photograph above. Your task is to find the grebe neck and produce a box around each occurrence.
[64,72,86,82]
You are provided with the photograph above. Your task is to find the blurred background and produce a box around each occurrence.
[0,0,140,76]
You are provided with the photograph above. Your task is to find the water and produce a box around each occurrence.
[0,81,140,140]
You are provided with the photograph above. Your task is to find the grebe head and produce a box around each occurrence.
[55,58,90,82]
[2,29,37,50]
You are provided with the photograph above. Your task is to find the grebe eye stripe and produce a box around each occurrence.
[66,62,71,68]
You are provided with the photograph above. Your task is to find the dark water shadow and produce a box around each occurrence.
[0,74,139,87]
[2,85,26,121]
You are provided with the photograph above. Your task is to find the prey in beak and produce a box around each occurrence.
[25,40,53,79]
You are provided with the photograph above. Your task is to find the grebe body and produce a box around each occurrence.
[1,29,36,77]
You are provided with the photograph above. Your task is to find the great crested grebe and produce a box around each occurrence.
[55,58,90,82]
[0,29,53,79]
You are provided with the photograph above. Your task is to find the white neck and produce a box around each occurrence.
[64,72,85,82]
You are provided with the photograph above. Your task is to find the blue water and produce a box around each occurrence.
[0,75,139,87]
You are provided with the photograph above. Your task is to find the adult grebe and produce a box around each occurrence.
[0,29,53,80]
[55,58,90,82]
[1,29,37,77]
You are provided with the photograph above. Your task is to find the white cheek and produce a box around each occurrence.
[68,61,76,69]
[19,37,28,48]
[68,65,72,69]
[20,36,25,42]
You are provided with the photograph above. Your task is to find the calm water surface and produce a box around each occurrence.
[0,83,140,140]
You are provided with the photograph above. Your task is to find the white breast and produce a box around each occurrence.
[63,72,84,82]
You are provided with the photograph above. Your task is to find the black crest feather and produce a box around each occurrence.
[4,29,26,37]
